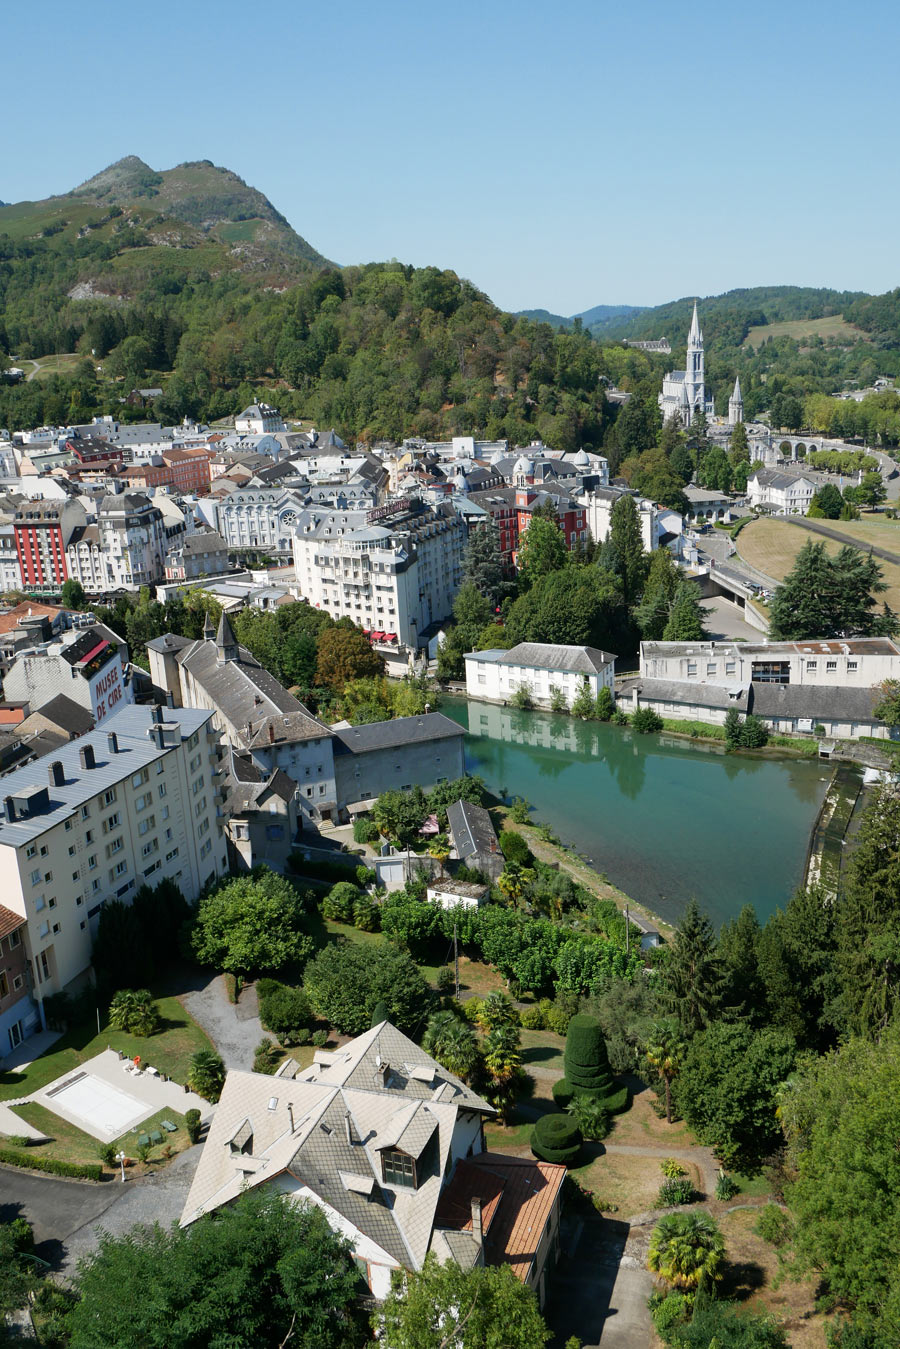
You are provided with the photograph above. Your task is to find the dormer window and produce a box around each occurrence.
[381,1149,416,1188]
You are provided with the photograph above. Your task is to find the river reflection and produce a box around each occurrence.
[441,698,833,927]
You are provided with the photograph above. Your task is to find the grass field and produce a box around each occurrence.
[737,516,900,612]
[9,1101,193,1171]
[743,315,867,349]
[0,995,214,1104]
[806,515,900,556]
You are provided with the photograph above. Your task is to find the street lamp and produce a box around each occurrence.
[116,1150,126,1183]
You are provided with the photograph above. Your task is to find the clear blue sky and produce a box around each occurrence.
[4,0,898,314]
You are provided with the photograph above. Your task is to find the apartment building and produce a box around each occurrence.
[465,643,616,709]
[216,487,307,559]
[0,906,34,1055]
[14,500,87,592]
[639,638,900,689]
[66,493,168,592]
[292,499,465,649]
[0,704,227,1039]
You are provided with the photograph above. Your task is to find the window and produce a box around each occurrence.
[162,805,170,821]
[114,860,128,876]
[848,660,858,671]
[30,869,41,886]
[104,812,121,831]
[68,845,76,857]
[88,855,97,871]
[0,972,7,999]
[138,816,155,836]
[132,769,148,788]
[686,663,697,677]
[65,821,72,832]
[108,838,123,856]
[166,847,179,861]
[158,784,167,799]
[806,660,817,671]
[826,660,837,671]
[103,788,117,806]
[751,661,791,685]
[52,923,60,934]
[85,830,93,844]
[48,898,56,909]
[92,878,101,892]
[81,805,90,820]
[40,845,48,857]
[381,1150,416,1188]
[192,776,205,796]
[26,845,36,859]
[706,664,717,676]
[135,793,151,812]
[43,871,52,883]
[9,931,19,948]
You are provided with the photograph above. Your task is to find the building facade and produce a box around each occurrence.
[747,469,815,515]
[14,501,86,593]
[3,624,133,725]
[658,303,716,427]
[465,642,616,708]
[0,704,227,1040]
[216,487,307,559]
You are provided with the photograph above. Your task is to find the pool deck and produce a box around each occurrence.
[4,1049,214,1143]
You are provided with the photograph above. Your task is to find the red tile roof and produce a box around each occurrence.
[0,904,25,942]
[434,1152,566,1282]
[0,602,64,635]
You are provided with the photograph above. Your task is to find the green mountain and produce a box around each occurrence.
[515,303,645,329]
[0,155,331,302]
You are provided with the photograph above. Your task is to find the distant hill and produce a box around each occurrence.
[589,286,870,348]
[0,155,332,303]
[515,302,646,329]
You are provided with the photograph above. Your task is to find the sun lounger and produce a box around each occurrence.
[161,1119,177,1133]
[137,1133,150,1147]
[149,1130,163,1145]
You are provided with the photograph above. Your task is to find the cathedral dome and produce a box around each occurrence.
[513,455,534,475]
[573,449,590,466]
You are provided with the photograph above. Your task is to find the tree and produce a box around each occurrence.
[315,625,384,690]
[644,1021,686,1124]
[463,521,508,607]
[635,548,681,640]
[187,1048,226,1102]
[647,1211,725,1291]
[662,899,725,1034]
[372,786,428,846]
[856,471,886,509]
[190,869,313,979]
[66,1190,363,1349]
[728,421,750,465]
[571,679,596,718]
[378,1254,549,1349]
[835,784,900,1035]
[497,861,533,906]
[303,941,434,1035]
[608,494,648,609]
[517,515,567,585]
[769,541,898,639]
[504,564,627,651]
[676,1021,796,1169]
[779,1028,900,1344]
[60,578,86,609]
[663,583,708,642]
[873,678,900,728]
[719,904,765,1019]
[427,833,450,878]
[483,1022,524,1118]
[422,1010,480,1081]
[674,1303,789,1348]
[108,988,160,1036]
[0,1218,35,1330]
[595,685,615,720]
[808,483,843,519]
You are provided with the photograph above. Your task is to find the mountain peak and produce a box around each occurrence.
[72,155,161,200]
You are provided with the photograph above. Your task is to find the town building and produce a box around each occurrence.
[180,1019,565,1306]
[426,878,489,909]
[165,530,231,581]
[658,303,715,427]
[465,643,616,709]
[0,703,228,1042]
[66,494,168,593]
[216,486,308,560]
[579,485,674,553]
[221,751,300,874]
[446,799,503,881]
[234,403,286,435]
[746,468,815,515]
[14,500,87,594]
[0,905,33,1055]
[3,624,132,726]
[292,499,465,650]
[682,485,734,525]
[331,714,465,815]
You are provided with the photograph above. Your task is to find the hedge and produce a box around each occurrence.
[552,1079,574,1109]
[0,1148,103,1181]
[287,854,358,884]
[531,1114,582,1166]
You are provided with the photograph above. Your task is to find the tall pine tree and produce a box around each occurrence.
[462,521,507,609]
[608,494,648,610]
[663,582,708,641]
[663,898,726,1034]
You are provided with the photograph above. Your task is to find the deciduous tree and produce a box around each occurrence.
[190,869,313,978]
[315,625,384,689]
[378,1254,549,1349]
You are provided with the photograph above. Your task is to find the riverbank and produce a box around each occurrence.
[483,793,676,942]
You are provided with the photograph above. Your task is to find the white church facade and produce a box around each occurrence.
[658,302,717,428]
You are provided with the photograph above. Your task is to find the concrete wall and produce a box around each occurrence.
[334,736,465,820]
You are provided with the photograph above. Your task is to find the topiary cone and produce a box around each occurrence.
[564,1014,614,1097]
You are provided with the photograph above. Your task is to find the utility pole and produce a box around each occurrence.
[625,904,630,957]
[454,918,460,1001]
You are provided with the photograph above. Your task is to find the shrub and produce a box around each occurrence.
[462,997,483,1024]
[499,830,533,866]
[531,1113,582,1166]
[511,682,534,709]
[98,1143,117,1167]
[188,1049,226,1103]
[657,1178,696,1206]
[603,1084,630,1114]
[755,1203,793,1247]
[356,864,376,887]
[436,967,455,995]
[9,1217,34,1254]
[2,1134,31,1148]
[566,1096,610,1141]
[258,983,312,1045]
[253,1037,283,1075]
[136,1141,152,1164]
[0,1148,101,1181]
[661,1158,687,1178]
[108,988,160,1036]
[715,1169,739,1200]
[311,1029,328,1048]
[595,686,615,721]
[564,1014,614,1099]
[370,999,390,1026]
[509,797,531,824]
[631,707,664,735]
[549,685,568,713]
[519,1005,545,1030]
[546,994,577,1036]
[322,881,360,924]
[184,1109,202,1144]
[255,977,281,1000]
[353,815,380,844]
[649,1290,691,1339]
[223,972,241,1004]
[552,1078,575,1109]
[352,893,379,932]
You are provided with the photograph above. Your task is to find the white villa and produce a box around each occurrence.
[181,1020,566,1305]
[465,642,616,709]
[747,469,815,515]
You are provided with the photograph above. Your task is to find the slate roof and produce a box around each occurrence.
[332,713,464,756]
[176,636,328,745]
[467,642,616,674]
[181,1021,495,1272]
[619,676,751,713]
[24,694,94,737]
[446,799,499,862]
[751,682,881,722]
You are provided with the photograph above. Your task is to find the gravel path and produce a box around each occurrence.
[181,973,264,1071]
[603,1142,720,1200]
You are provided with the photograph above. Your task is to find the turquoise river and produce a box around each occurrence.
[442,697,833,929]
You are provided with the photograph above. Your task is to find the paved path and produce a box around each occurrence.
[700,595,762,641]
[0,1144,202,1276]
[182,972,264,1071]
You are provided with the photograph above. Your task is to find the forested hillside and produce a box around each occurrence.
[592,286,867,344]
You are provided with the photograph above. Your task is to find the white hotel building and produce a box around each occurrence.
[0,704,227,1040]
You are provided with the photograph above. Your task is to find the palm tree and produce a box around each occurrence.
[476,991,518,1034]
[427,834,451,879]
[497,862,534,908]
[644,1021,686,1124]
[108,988,160,1037]
[648,1211,725,1291]
[422,1011,480,1083]
[483,1023,523,1120]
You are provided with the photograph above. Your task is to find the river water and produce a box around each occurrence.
[441,697,832,929]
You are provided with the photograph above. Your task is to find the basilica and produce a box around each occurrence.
[658,301,718,427]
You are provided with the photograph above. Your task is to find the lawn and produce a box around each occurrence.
[743,315,867,349]
[737,516,900,611]
[0,995,214,1103]
[718,1208,828,1349]
[9,1101,194,1172]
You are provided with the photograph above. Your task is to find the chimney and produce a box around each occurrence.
[471,1197,483,1252]
[344,1110,353,1146]
[287,1102,294,1132]
[151,705,164,725]
[268,721,275,744]
[79,744,96,770]
[165,692,174,709]
[49,760,65,787]
[4,795,15,822]
[107,732,118,755]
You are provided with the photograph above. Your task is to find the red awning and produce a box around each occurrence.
[372,631,385,640]
[79,639,109,665]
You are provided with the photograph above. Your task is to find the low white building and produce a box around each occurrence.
[426,878,489,909]
[747,469,815,515]
[579,485,666,552]
[465,642,616,708]
[640,638,900,689]
[293,499,464,649]
[234,403,286,435]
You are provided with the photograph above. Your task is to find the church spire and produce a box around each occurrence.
[215,611,239,665]
[688,300,701,345]
[732,375,742,400]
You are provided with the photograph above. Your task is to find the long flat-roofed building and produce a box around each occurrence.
[0,704,227,1041]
